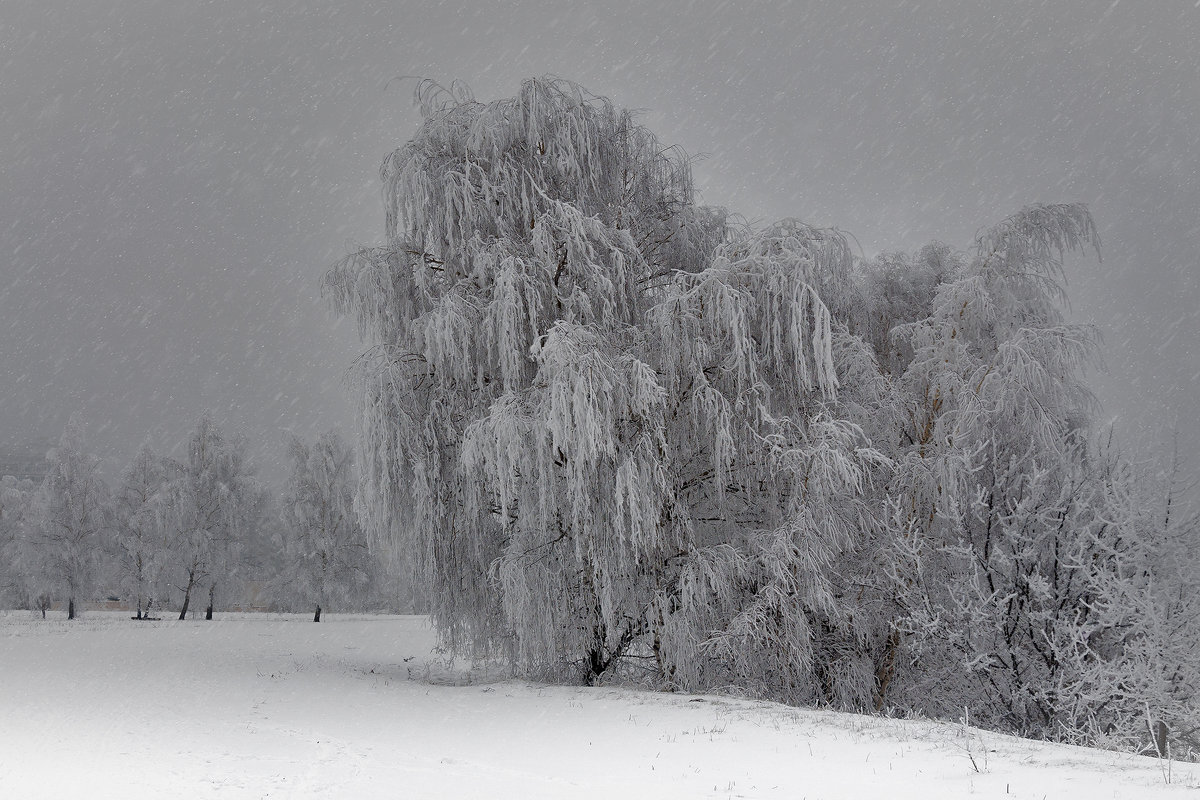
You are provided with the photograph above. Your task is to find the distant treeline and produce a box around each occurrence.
[0,414,419,623]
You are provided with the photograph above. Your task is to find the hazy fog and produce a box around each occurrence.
[2,1,1196,485]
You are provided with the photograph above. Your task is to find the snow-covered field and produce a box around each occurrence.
[1,612,1195,799]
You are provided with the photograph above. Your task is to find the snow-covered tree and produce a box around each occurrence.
[327,77,1196,753]
[326,77,869,682]
[1040,440,1200,753]
[27,416,112,619]
[278,431,370,621]
[239,491,286,611]
[0,474,38,610]
[865,206,1104,729]
[114,445,170,619]
[161,413,260,620]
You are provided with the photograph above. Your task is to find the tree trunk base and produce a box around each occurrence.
[314,605,322,622]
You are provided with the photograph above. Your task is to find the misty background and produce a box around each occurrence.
[2,1,1196,489]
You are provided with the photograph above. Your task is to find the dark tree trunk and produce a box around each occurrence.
[133,555,145,621]
[205,605,213,620]
[314,605,321,622]
[68,598,75,620]
[873,628,901,712]
[40,606,46,620]
[584,622,635,684]
[205,583,215,620]
[586,647,608,683]
[179,570,198,620]
[1153,720,1169,758]
[141,597,159,621]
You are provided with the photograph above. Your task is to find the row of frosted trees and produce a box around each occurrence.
[325,77,1200,752]
[0,415,386,622]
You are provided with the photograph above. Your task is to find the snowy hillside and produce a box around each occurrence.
[1,612,1194,799]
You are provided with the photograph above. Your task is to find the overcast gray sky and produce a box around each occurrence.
[2,1,1197,487]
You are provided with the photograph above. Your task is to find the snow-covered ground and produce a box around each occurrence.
[1,612,1195,798]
